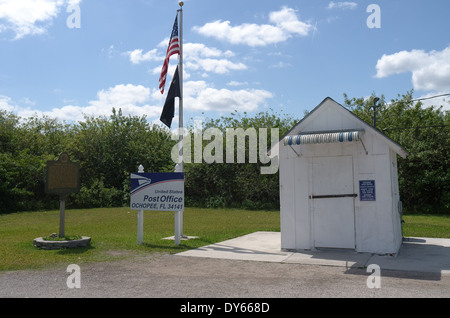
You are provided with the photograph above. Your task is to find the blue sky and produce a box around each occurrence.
[1,0,449,126]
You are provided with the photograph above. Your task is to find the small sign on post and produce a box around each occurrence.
[45,152,80,238]
[130,170,184,245]
[130,172,184,212]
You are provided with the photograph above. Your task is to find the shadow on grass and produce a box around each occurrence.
[141,242,192,253]
[140,236,223,252]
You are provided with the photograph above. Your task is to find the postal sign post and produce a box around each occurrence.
[130,168,184,245]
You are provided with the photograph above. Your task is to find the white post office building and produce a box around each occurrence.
[278,97,408,254]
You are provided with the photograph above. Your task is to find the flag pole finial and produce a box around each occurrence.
[179,1,184,7]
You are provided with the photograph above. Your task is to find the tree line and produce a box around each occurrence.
[344,91,449,214]
[0,108,175,212]
[0,91,448,214]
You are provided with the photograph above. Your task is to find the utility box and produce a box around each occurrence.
[278,97,408,254]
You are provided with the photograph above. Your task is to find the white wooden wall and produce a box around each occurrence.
[280,99,403,254]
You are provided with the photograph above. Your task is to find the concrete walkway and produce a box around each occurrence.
[178,232,450,276]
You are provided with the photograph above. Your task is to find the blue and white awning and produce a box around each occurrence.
[284,130,363,146]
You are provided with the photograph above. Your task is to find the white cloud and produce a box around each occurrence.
[269,6,312,37]
[185,42,234,59]
[89,84,151,108]
[0,94,15,112]
[375,50,428,78]
[77,84,161,120]
[227,81,248,87]
[193,6,313,46]
[270,61,292,68]
[1,80,273,121]
[147,42,247,77]
[327,2,358,10]
[190,57,246,75]
[375,46,450,92]
[416,92,450,111]
[1,84,161,122]
[0,0,81,39]
[184,43,247,74]
[184,81,273,113]
[127,49,161,64]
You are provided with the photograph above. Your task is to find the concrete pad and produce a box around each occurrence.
[368,237,450,275]
[283,249,372,268]
[178,232,292,262]
[177,232,450,276]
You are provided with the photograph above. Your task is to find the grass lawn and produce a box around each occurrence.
[402,214,450,239]
[1,208,449,272]
[0,207,279,271]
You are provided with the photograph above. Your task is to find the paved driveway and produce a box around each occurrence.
[178,232,450,275]
[1,232,449,299]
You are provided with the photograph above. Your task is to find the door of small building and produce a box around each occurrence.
[311,156,356,249]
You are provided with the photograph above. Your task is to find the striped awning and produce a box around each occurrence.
[284,130,363,146]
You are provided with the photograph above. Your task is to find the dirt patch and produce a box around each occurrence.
[103,250,137,257]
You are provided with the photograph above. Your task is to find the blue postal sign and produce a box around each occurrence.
[359,180,376,201]
[130,172,184,211]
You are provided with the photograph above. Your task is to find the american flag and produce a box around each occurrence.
[159,16,180,94]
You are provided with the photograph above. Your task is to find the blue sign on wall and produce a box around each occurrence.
[359,180,376,201]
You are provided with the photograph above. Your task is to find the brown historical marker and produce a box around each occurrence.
[45,153,80,238]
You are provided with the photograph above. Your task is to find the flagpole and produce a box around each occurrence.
[178,2,184,173]
[176,1,184,243]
